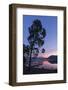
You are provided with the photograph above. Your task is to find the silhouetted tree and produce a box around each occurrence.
[33,48,39,57]
[42,48,45,53]
[28,19,46,71]
[23,44,30,67]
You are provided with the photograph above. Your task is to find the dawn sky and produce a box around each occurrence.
[23,15,57,57]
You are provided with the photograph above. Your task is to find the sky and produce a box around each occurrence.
[23,15,57,58]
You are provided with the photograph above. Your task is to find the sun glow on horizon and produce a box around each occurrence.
[38,50,57,58]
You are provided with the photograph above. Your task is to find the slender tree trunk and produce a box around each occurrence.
[29,49,32,72]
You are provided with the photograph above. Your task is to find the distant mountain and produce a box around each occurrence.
[48,55,57,64]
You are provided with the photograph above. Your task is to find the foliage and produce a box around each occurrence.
[27,19,46,71]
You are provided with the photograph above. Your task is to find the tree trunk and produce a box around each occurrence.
[29,49,32,72]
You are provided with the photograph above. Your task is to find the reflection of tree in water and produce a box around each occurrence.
[23,19,46,72]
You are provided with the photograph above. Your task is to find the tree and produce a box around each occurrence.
[28,19,46,71]
[23,44,30,67]
[33,48,39,57]
[42,48,45,53]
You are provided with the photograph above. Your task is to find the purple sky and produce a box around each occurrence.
[23,15,57,57]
